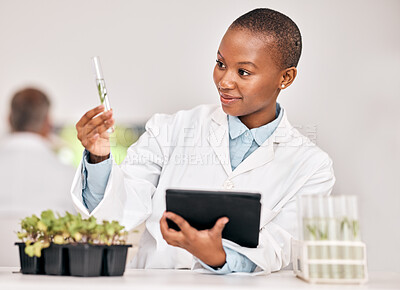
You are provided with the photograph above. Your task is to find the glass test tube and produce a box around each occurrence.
[299,195,318,278]
[92,56,114,133]
[298,195,364,280]
[338,196,354,279]
[92,56,111,111]
[346,196,364,278]
[317,195,330,279]
[327,197,341,278]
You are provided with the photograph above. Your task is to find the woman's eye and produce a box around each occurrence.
[216,60,225,69]
[238,69,250,76]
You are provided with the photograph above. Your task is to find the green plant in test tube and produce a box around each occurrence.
[300,195,365,281]
[97,82,106,104]
[316,196,330,279]
[327,196,344,279]
[92,56,113,134]
[306,224,317,240]
[352,220,359,239]
[300,196,319,278]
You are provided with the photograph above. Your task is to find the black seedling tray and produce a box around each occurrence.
[43,244,69,275]
[16,243,132,277]
[102,245,132,276]
[67,244,105,277]
[15,242,44,274]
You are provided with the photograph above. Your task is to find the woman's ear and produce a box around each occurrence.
[279,67,297,90]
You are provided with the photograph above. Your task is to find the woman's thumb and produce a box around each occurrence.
[211,217,229,236]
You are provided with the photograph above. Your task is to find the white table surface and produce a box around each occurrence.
[0,267,399,290]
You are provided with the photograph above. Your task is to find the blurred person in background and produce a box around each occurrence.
[0,87,75,214]
[0,87,75,266]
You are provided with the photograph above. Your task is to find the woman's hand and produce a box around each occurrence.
[160,211,229,268]
[76,105,114,163]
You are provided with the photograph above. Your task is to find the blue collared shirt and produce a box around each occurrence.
[82,103,283,274]
[81,151,112,211]
[229,103,282,171]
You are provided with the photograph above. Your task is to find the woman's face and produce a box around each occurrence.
[213,28,284,129]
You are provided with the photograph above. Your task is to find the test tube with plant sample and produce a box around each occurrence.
[338,196,354,279]
[316,195,330,279]
[299,195,319,278]
[346,196,364,279]
[327,197,341,279]
[92,56,114,133]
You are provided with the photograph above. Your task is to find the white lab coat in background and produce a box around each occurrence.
[71,104,335,274]
[0,132,76,266]
[0,132,75,215]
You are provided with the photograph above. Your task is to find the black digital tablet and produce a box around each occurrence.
[165,189,261,248]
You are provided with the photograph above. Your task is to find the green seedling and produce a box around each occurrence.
[17,210,129,257]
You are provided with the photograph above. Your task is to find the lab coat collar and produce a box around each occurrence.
[208,107,232,175]
[228,103,283,146]
[208,106,293,178]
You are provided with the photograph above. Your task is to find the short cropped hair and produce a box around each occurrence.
[230,8,302,70]
[9,88,50,133]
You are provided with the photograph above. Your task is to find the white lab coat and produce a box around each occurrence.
[71,104,335,274]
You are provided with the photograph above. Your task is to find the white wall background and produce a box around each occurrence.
[0,0,399,272]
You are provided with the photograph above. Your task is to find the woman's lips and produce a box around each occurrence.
[219,92,241,105]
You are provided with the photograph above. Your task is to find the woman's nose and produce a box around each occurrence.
[218,78,235,90]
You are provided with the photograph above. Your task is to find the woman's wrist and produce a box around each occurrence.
[89,153,110,164]
[199,248,226,268]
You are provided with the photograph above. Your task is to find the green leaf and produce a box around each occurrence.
[97,83,103,103]
[25,245,35,257]
[318,229,328,240]
[352,220,359,238]
[41,210,55,222]
[53,235,64,245]
[73,232,82,242]
[33,242,43,258]
[97,83,105,103]
[17,232,27,240]
[306,224,317,239]
[340,217,350,232]
[37,221,47,232]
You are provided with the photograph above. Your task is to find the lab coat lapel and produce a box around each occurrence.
[207,108,232,176]
[207,108,293,178]
[228,111,292,179]
[228,142,275,179]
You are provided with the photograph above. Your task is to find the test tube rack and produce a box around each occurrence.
[292,239,368,284]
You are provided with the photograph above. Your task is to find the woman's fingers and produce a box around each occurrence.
[160,214,181,247]
[79,110,113,138]
[163,212,197,246]
[75,105,113,157]
[82,119,114,150]
[85,116,114,139]
[76,105,105,129]
[164,212,192,233]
